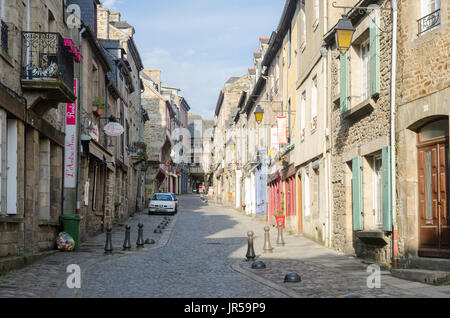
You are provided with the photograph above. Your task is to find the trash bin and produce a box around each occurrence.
[60,214,82,251]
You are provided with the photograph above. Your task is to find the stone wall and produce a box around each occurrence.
[330,1,394,266]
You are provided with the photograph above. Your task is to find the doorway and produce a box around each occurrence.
[417,119,450,258]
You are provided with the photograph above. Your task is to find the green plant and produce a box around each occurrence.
[92,97,104,109]
[274,212,284,217]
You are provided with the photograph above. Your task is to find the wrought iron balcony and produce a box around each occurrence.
[20,31,76,110]
[1,20,7,51]
[418,9,441,36]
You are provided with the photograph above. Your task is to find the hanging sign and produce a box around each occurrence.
[104,122,124,136]
[277,116,288,145]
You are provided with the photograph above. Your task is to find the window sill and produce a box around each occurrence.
[38,219,61,227]
[356,230,389,246]
[0,216,24,224]
[343,98,375,121]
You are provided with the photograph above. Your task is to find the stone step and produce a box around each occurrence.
[391,269,450,285]
[404,257,450,272]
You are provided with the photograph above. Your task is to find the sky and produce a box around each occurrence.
[101,0,286,120]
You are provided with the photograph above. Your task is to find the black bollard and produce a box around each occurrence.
[136,223,145,248]
[246,231,256,261]
[263,226,273,253]
[276,222,285,246]
[104,226,113,254]
[123,224,132,251]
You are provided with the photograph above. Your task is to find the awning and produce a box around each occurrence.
[268,170,281,184]
[282,163,296,180]
[83,139,115,171]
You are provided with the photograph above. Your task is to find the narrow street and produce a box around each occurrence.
[2,195,449,298]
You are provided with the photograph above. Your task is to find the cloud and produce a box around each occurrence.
[102,0,118,10]
[187,49,196,56]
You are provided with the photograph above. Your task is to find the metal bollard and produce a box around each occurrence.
[246,231,256,261]
[263,226,273,253]
[276,222,285,246]
[136,223,145,248]
[104,226,113,253]
[123,224,131,251]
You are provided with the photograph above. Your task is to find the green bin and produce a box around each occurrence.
[60,214,83,251]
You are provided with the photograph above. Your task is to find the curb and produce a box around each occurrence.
[230,262,301,298]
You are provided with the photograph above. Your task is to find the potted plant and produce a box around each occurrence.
[274,195,286,229]
[92,97,104,116]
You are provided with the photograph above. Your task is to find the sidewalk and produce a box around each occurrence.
[0,211,178,298]
[209,201,450,298]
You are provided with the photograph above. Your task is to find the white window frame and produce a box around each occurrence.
[420,0,441,34]
[311,76,318,130]
[300,91,306,140]
[372,155,383,228]
[304,172,310,217]
[300,0,306,50]
[313,0,320,30]
[360,40,370,102]
[6,119,18,215]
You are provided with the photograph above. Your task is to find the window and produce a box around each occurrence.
[300,91,306,139]
[311,76,318,130]
[6,119,18,215]
[373,155,383,228]
[360,41,370,101]
[288,27,292,67]
[304,172,310,217]
[419,0,441,35]
[300,0,306,48]
[313,0,320,29]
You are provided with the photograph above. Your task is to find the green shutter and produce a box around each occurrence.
[340,51,349,113]
[369,15,380,97]
[352,156,363,231]
[382,146,393,231]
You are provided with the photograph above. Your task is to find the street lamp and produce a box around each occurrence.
[335,14,355,53]
[254,105,264,125]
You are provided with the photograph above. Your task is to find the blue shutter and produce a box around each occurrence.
[370,15,380,97]
[352,156,363,231]
[382,146,393,231]
[340,51,349,113]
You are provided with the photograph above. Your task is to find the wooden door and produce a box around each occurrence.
[418,142,450,257]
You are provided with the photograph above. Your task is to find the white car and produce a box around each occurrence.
[149,193,177,215]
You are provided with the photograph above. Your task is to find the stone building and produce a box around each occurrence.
[212,75,250,204]
[325,0,395,266]
[97,4,146,214]
[395,0,450,267]
[0,0,76,259]
[141,70,175,197]
[188,114,214,193]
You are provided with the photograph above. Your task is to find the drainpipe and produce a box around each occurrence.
[390,0,399,269]
[136,69,143,212]
[102,78,111,230]
[75,26,86,215]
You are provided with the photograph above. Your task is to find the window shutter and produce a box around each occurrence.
[352,156,363,231]
[0,110,3,210]
[340,51,349,113]
[6,119,18,215]
[369,14,380,97]
[382,146,393,231]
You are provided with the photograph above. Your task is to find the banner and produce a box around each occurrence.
[64,78,78,188]
[277,116,287,145]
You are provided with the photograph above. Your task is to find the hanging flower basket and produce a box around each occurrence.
[274,214,286,229]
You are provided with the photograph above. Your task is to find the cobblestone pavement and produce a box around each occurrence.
[1,195,450,298]
[0,211,170,298]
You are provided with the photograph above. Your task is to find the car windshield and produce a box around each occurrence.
[152,194,173,201]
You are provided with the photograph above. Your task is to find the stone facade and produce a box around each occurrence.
[0,0,70,258]
[327,0,394,266]
[395,0,450,264]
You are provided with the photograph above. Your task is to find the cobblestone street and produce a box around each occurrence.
[1,195,450,298]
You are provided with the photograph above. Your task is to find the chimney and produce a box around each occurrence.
[110,12,121,22]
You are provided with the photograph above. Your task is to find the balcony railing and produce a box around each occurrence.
[21,31,74,91]
[418,9,441,36]
[1,20,7,51]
